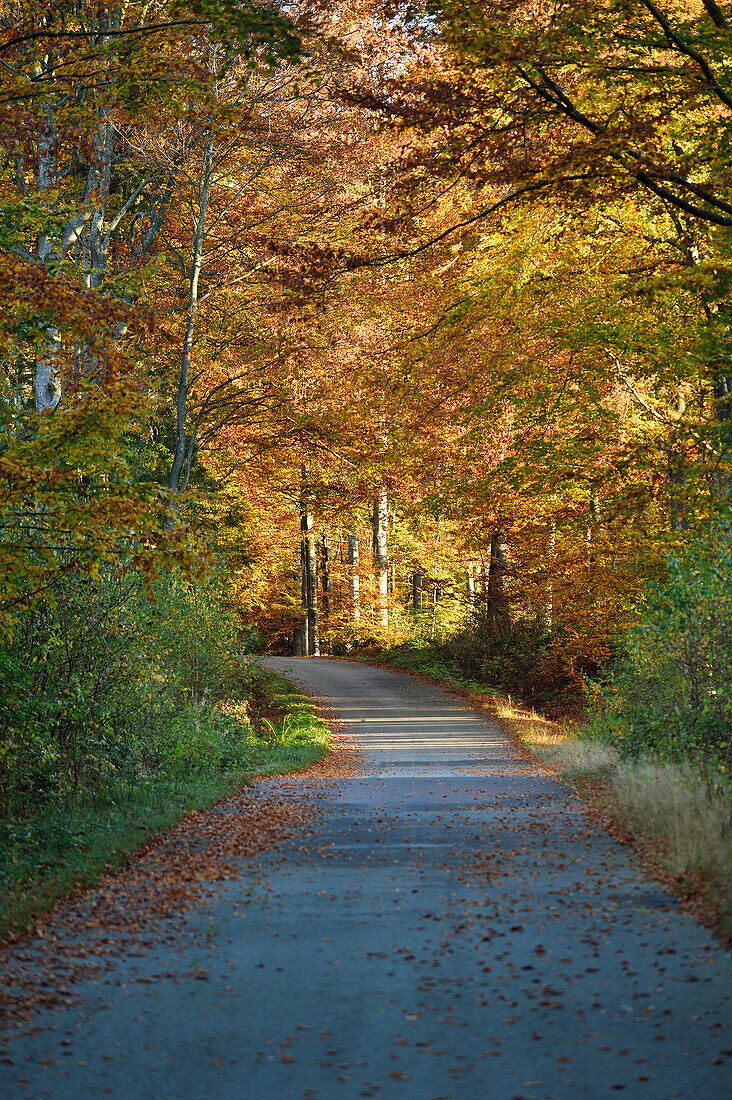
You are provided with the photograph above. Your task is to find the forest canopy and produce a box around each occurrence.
[3,0,732,831]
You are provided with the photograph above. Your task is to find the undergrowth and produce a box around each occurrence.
[355,641,488,695]
[0,667,330,940]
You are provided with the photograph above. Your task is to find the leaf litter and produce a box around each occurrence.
[0,720,361,1037]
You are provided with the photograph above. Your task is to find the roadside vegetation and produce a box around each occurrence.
[0,573,330,941]
[518,721,732,939]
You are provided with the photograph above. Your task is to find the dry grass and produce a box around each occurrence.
[493,698,542,721]
[493,699,619,775]
[518,718,620,773]
[612,762,732,885]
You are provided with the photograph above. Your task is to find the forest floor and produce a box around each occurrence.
[1,657,730,1099]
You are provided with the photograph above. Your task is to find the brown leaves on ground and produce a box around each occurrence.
[568,775,732,950]
[0,729,361,1036]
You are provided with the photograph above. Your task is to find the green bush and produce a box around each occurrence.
[160,704,252,776]
[592,527,732,770]
[0,568,253,818]
[0,663,332,936]
[448,617,554,696]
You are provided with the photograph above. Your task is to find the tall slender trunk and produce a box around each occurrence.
[412,569,423,611]
[35,331,62,413]
[373,488,389,629]
[84,110,114,292]
[36,104,57,258]
[321,533,333,618]
[169,124,215,495]
[467,563,475,609]
[348,528,361,624]
[300,470,319,655]
[487,530,510,632]
[293,541,307,656]
[35,104,62,412]
[429,572,441,640]
[545,520,556,630]
[298,535,309,656]
[305,526,319,656]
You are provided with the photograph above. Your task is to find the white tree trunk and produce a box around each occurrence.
[306,526,320,655]
[300,469,319,655]
[34,333,62,412]
[169,124,215,494]
[348,528,361,624]
[546,520,556,630]
[373,488,389,629]
[34,104,62,412]
[321,533,333,617]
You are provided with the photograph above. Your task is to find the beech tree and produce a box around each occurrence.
[4,0,732,703]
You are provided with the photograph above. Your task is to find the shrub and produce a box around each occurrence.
[593,525,732,769]
[0,567,253,818]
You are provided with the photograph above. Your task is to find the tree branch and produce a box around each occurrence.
[637,0,732,110]
[702,0,729,29]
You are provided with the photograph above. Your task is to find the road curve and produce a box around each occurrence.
[2,657,731,1099]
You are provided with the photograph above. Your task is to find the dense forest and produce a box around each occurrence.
[2,0,732,922]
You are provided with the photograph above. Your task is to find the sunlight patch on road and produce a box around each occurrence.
[339,716,483,723]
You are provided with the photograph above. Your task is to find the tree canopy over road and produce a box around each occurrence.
[2,0,732,931]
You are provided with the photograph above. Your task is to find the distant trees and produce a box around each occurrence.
[3,0,732,730]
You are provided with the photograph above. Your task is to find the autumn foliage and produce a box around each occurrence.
[2,0,732,842]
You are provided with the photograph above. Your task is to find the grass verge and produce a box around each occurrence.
[0,667,330,942]
[359,646,732,942]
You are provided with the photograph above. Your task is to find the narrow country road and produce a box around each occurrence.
[2,658,731,1099]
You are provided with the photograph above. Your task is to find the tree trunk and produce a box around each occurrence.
[35,332,63,413]
[545,520,556,630]
[412,570,423,611]
[306,524,319,655]
[169,123,215,495]
[487,530,510,632]
[293,543,307,656]
[467,563,475,609]
[373,488,389,629]
[348,528,361,625]
[299,536,309,656]
[34,104,62,412]
[321,533,333,618]
[300,473,319,656]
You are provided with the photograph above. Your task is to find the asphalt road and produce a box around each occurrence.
[1,657,731,1099]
